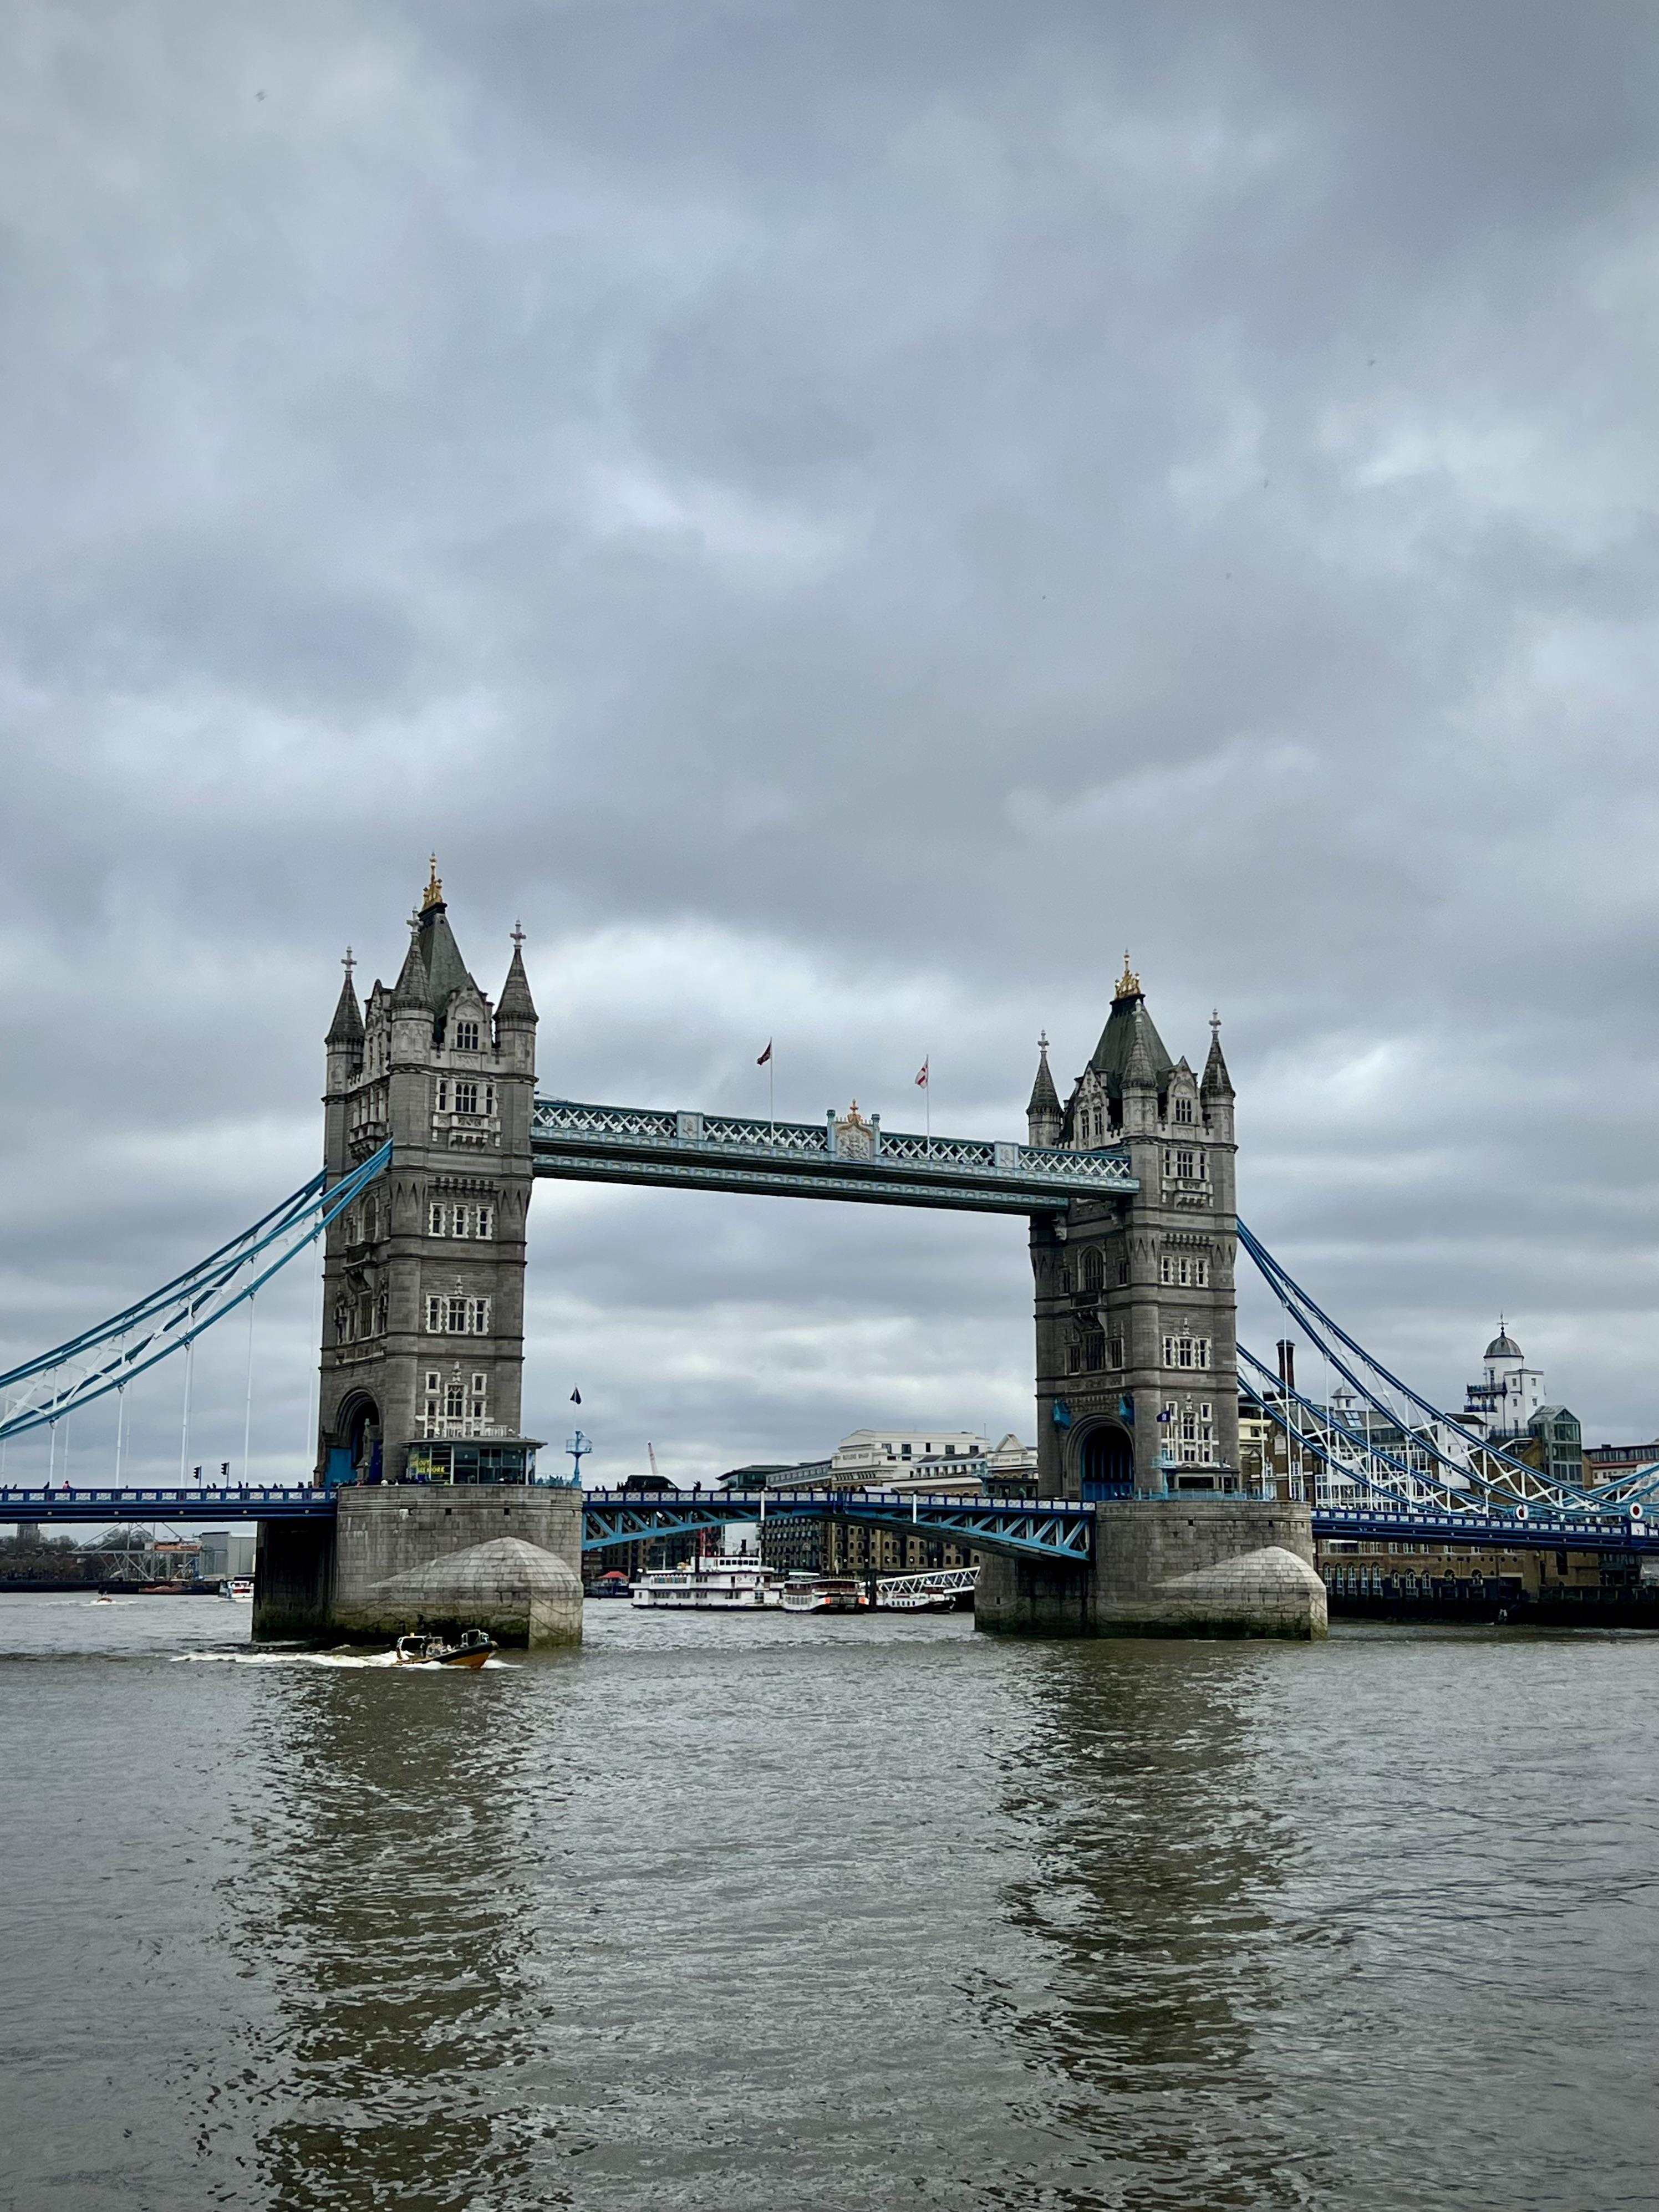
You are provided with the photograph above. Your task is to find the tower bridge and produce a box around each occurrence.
[2,869,1652,1647]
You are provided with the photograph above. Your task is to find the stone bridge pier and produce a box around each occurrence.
[975,1499,1326,1638]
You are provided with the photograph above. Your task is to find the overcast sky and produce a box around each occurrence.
[5,1,1659,1487]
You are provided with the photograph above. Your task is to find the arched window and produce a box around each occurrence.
[1081,1248,1105,1294]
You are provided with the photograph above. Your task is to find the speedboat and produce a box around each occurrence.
[393,1629,496,1669]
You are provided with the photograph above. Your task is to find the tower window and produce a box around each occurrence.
[454,1080,479,1115]
[1162,1334,1212,1371]
[1160,1255,1209,1287]
[454,1020,480,1051]
[428,1202,496,1240]
[1173,1096,1194,1124]
[425,1295,492,1335]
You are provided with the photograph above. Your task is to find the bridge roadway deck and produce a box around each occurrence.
[0,1487,1650,1557]
[530,1098,1137,1214]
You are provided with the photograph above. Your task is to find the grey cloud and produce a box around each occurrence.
[4,0,1659,1482]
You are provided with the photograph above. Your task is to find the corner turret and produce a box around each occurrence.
[1200,1011,1234,1141]
[496,924,538,1075]
[1026,1033,1061,1148]
[326,952,364,1051]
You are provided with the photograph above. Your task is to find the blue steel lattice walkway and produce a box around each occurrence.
[581,1490,1096,1562]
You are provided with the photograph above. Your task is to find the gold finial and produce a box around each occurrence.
[1116,950,1142,1000]
[421,854,444,912]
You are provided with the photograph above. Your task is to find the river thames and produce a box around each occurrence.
[0,1596,1652,2211]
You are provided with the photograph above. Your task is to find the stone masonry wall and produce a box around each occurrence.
[328,1486,583,1637]
[975,1496,1326,1639]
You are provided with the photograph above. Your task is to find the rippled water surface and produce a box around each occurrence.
[0,1593,1653,2211]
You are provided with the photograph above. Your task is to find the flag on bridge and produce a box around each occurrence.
[570,1388,581,1405]
[757,1040,772,1066]
[915,1058,929,1087]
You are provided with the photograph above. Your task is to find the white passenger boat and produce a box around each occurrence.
[630,1552,782,1610]
[779,1574,864,1614]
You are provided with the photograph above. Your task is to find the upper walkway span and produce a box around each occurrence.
[531,1098,1137,1213]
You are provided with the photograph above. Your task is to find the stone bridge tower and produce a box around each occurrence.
[1028,958,1238,1499]
[317,863,541,1488]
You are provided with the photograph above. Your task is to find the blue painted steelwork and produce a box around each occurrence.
[1238,1226,1659,1519]
[532,1100,1134,1214]
[579,1489,1095,1562]
[0,1144,394,1445]
[1312,1506,1655,1555]
[0,1484,334,1524]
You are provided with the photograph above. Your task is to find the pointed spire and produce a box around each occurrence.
[1026,1033,1060,1122]
[1089,972,1173,1095]
[393,919,430,1011]
[325,948,364,1046]
[497,922,538,1026]
[1123,1021,1159,1089]
[410,857,477,1011]
[1201,1008,1234,1096]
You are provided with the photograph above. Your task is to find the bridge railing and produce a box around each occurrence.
[532,1099,1134,1193]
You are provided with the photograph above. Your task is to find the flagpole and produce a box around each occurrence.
[769,1052,775,1136]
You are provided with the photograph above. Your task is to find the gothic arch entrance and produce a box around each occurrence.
[1077,1422,1133,1499]
[328,1392,382,1489]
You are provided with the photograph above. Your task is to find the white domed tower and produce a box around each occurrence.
[1463,1322,1545,1439]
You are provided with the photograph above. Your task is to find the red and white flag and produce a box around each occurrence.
[757,1040,772,1066]
[915,1058,929,1088]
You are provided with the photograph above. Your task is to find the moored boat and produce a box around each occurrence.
[630,1552,781,1609]
[779,1574,863,1614]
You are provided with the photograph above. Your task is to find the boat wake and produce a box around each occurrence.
[171,1649,515,1670]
